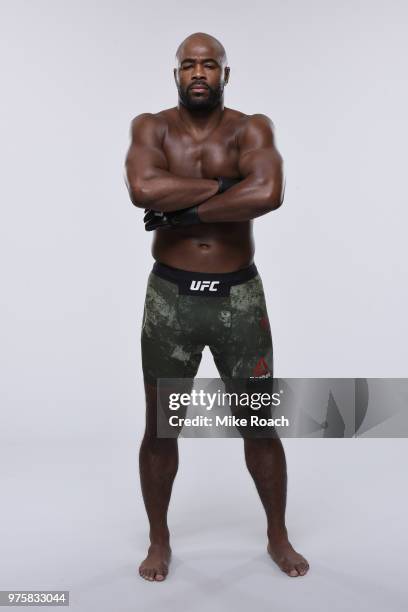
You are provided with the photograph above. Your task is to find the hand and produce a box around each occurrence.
[143,177,241,231]
[216,176,242,192]
[143,208,171,231]
[143,205,201,231]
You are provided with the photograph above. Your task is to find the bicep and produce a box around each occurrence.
[125,114,169,186]
[238,114,283,181]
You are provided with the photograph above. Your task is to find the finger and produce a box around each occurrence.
[143,210,158,223]
[145,219,172,231]
[144,210,166,223]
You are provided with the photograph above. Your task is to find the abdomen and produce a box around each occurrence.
[151,221,255,273]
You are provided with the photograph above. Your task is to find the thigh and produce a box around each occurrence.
[141,272,205,384]
[209,274,276,436]
[209,274,273,380]
[144,379,194,439]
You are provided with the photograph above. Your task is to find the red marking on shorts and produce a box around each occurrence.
[253,356,270,377]
[260,315,270,330]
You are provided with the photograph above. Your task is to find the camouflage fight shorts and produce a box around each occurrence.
[141,261,274,389]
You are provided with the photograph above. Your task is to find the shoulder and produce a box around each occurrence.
[243,113,275,135]
[128,112,168,144]
[225,107,274,126]
[237,113,276,148]
[223,108,276,146]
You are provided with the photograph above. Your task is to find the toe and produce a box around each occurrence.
[281,561,298,577]
[155,565,168,581]
[296,562,308,575]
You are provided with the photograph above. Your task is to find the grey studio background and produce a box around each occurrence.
[0,1,407,611]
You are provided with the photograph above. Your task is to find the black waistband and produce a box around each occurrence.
[152,261,258,297]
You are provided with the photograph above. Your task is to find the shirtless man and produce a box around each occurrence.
[124,32,309,582]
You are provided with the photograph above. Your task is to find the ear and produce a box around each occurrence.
[224,67,230,85]
[173,68,178,85]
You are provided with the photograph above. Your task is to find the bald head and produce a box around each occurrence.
[173,32,230,111]
[175,32,228,67]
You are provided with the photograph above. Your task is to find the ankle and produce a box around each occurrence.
[149,528,170,546]
[267,525,288,543]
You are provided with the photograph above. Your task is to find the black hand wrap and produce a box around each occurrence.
[144,205,201,232]
[143,177,241,231]
[216,176,241,193]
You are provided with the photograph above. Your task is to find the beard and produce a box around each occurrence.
[177,82,223,111]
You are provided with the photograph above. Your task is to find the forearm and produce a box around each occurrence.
[128,170,219,212]
[197,175,283,223]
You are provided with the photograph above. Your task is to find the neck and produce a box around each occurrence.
[177,99,224,132]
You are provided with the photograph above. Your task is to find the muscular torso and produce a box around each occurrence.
[151,107,254,273]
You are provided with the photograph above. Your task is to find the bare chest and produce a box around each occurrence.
[162,124,241,179]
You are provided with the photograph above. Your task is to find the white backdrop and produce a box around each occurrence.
[0,1,407,610]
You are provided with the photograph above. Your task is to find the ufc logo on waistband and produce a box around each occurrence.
[189,280,220,292]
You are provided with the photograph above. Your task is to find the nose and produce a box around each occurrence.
[192,64,206,80]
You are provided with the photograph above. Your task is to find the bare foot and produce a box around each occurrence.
[267,535,309,577]
[139,543,172,582]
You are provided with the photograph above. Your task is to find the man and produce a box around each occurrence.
[124,32,309,582]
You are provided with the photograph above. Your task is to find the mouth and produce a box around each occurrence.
[190,85,209,93]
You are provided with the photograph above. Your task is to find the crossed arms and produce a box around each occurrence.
[124,112,285,223]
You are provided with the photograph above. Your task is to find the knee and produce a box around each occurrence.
[243,435,284,454]
[141,431,178,455]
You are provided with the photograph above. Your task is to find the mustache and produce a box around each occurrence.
[188,82,210,90]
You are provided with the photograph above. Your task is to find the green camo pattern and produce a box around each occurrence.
[141,271,273,384]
